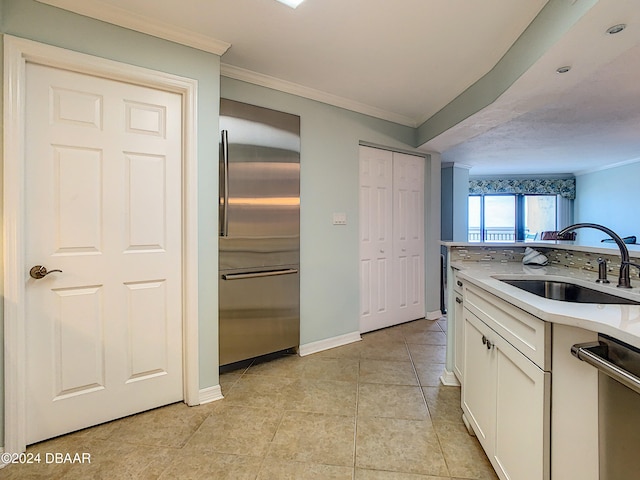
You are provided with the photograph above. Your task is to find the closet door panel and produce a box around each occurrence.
[393,152,425,322]
[359,147,425,333]
[359,146,393,332]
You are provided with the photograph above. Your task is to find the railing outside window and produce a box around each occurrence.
[468,193,556,243]
[468,227,516,242]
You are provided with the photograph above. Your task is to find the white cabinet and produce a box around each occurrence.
[462,284,550,480]
[550,324,598,480]
[359,145,425,332]
[452,268,464,381]
[462,310,495,446]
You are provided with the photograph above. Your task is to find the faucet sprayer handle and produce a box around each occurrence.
[596,257,610,284]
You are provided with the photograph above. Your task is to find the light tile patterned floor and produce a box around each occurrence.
[2,317,498,479]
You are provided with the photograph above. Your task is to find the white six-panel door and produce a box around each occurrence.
[393,152,425,322]
[359,146,425,333]
[24,62,184,444]
[360,146,394,331]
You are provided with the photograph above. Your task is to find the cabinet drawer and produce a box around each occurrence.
[464,283,550,370]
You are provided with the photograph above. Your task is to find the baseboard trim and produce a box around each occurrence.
[299,331,362,357]
[198,385,224,405]
[440,369,461,386]
[426,309,443,320]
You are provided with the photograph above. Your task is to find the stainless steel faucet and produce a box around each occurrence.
[558,223,640,289]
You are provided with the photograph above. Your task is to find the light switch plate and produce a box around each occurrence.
[332,212,347,225]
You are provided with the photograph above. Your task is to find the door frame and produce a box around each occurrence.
[2,35,200,453]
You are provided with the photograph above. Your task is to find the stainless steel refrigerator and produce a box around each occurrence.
[218,99,300,366]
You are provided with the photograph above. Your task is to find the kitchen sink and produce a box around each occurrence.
[498,279,640,305]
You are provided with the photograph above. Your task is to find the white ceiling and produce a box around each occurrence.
[429,0,640,176]
[38,0,640,176]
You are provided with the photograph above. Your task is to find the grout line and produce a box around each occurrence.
[218,358,256,397]
[404,334,430,415]
[404,323,455,478]
[257,404,288,480]
[351,357,361,478]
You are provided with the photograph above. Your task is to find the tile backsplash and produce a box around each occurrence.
[449,246,525,264]
[449,245,638,279]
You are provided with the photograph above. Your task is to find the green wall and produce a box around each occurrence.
[575,161,640,243]
[220,77,432,344]
[0,0,221,446]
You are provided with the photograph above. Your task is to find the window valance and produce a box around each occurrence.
[469,178,575,200]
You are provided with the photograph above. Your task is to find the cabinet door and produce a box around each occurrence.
[493,334,550,480]
[462,310,496,452]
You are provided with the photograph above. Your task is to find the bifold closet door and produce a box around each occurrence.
[359,146,425,333]
[359,146,394,332]
[393,152,425,323]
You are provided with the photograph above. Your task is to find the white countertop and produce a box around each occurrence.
[452,260,640,349]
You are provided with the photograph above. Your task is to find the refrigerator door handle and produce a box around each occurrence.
[221,129,230,237]
[222,268,299,280]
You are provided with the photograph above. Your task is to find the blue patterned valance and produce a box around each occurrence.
[469,178,575,200]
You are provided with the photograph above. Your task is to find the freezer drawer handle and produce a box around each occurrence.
[222,268,299,280]
[571,341,640,395]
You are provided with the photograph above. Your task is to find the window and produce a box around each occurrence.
[468,194,556,242]
[524,195,557,239]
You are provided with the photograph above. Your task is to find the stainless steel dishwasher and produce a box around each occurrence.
[572,334,640,480]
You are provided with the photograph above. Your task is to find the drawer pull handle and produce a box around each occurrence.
[455,297,462,304]
[482,335,494,350]
[222,268,298,280]
[457,280,463,287]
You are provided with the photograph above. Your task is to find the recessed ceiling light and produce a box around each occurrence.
[275,0,305,8]
[556,66,571,74]
[606,24,626,35]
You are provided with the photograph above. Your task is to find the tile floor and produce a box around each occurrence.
[2,317,498,479]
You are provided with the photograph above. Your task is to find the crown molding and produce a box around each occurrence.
[221,63,417,128]
[37,1,417,127]
[36,0,231,55]
[574,156,640,177]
